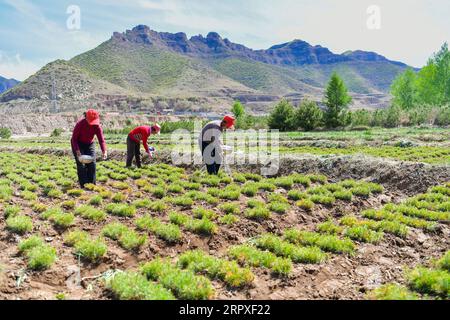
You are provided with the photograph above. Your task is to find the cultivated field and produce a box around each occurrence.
[0,127,449,300]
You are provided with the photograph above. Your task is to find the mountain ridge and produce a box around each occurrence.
[0,76,20,94]
[1,25,410,113]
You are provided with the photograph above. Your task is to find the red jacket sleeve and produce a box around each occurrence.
[142,135,150,154]
[96,125,107,153]
[71,121,81,152]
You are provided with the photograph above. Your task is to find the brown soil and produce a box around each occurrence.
[0,169,448,301]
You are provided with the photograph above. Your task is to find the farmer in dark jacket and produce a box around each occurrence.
[71,109,107,188]
[126,124,161,168]
[199,116,235,175]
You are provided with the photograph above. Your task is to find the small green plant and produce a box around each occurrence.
[105,203,136,217]
[102,222,129,240]
[255,234,328,264]
[106,272,175,300]
[218,203,240,215]
[61,200,76,210]
[228,245,292,276]
[169,196,194,208]
[310,195,336,206]
[269,202,290,214]
[283,229,355,254]
[344,225,384,243]
[288,190,308,201]
[74,238,107,262]
[64,229,89,246]
[178,250,254,287]
[273,177,294,190]
[437,251,450,271]
[4,205,21,218]
[136,215,182,243]
[75,205,106,222]
[317,221,344,235]
[333,190,353,201]
[6,215,33,234]
[367,284,420,300]
[219,214,239,225]
[245,207,271,220]
[112,192,127,203]
[247,199,265,209]
[118,230,147,251]
[26,245,57,270]
[141,258,214,300]
[133,198,152,209]
[407,267,450,298]
[296,199,314,211]
[241,182,259,197]
[192,207,216,220]
[89,195,103,206]
[67,189,84,197]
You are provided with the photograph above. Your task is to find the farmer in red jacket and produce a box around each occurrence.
[71,109,107,188]
[126,124,161,168]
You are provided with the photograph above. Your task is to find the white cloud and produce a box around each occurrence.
[0,51,41,81]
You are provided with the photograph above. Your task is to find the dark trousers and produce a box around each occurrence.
[126,136,141,168]
[73,142,96,188]
[201,141,221,175]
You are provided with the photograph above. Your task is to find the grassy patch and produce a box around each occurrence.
[141,258,214,300]
[178,250,254,287]
[106,272,175,300]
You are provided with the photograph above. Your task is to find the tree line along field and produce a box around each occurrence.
[0,152,448,300]
[0,127,449,165]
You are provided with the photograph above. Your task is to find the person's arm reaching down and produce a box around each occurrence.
[96,125,108,160]
[71,121,82,157]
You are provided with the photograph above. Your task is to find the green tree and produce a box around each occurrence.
[268,99,295,132]
[231,100,245,118]
[294,99,323,131]
[0,128,11,139]
[350,109,372,127]
[391,68,418,109]
[323,73,353,128]
[383,106,401,128]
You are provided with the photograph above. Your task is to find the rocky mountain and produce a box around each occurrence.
[1,25,411,114]
[0,76,20,94]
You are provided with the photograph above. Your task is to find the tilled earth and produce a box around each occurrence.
[0,178,448,300]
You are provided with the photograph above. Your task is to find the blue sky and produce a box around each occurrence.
[1,0,449,80]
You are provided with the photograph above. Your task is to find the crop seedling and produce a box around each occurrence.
[257,181,276,192]
[75,205,106,222]
[4,205,20,218]
[67,189,84,197]
[310,195,336,206]
[219,214,239,225]
[218,203,240,215]
[333,190,353,201]
[193,207,216,220]
[187,218,218,236]
[367,284,420,300]
[407,267,450,298]
[255,234,328,264]
[49,211,75,229]
[118,230,147,251]
[317,221,344,235]
[6,215,33,234]
[219,186,241,201]
[168,184,184,194]
[247,199,265,209]
[141,258,214,300]
[283,229,355,254]
[74,238,107,262]
[26,245,57,270]
[344,225,384,243]
[296,199,314,211]
[64,229,89,246]
[288,190,308,201]
[178,250,254,287]
[437,251,450,271]
[149,200,167,212]
[135,215,182,243]
[245,207,271,220]
[112,192,127,203]
[291,174,311,187]
[61,200,76,210]
[106,272,175,300]
[106,203,136,217]
[228,245,292,276]
[89,195,103,206]
[169,196,194,208]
